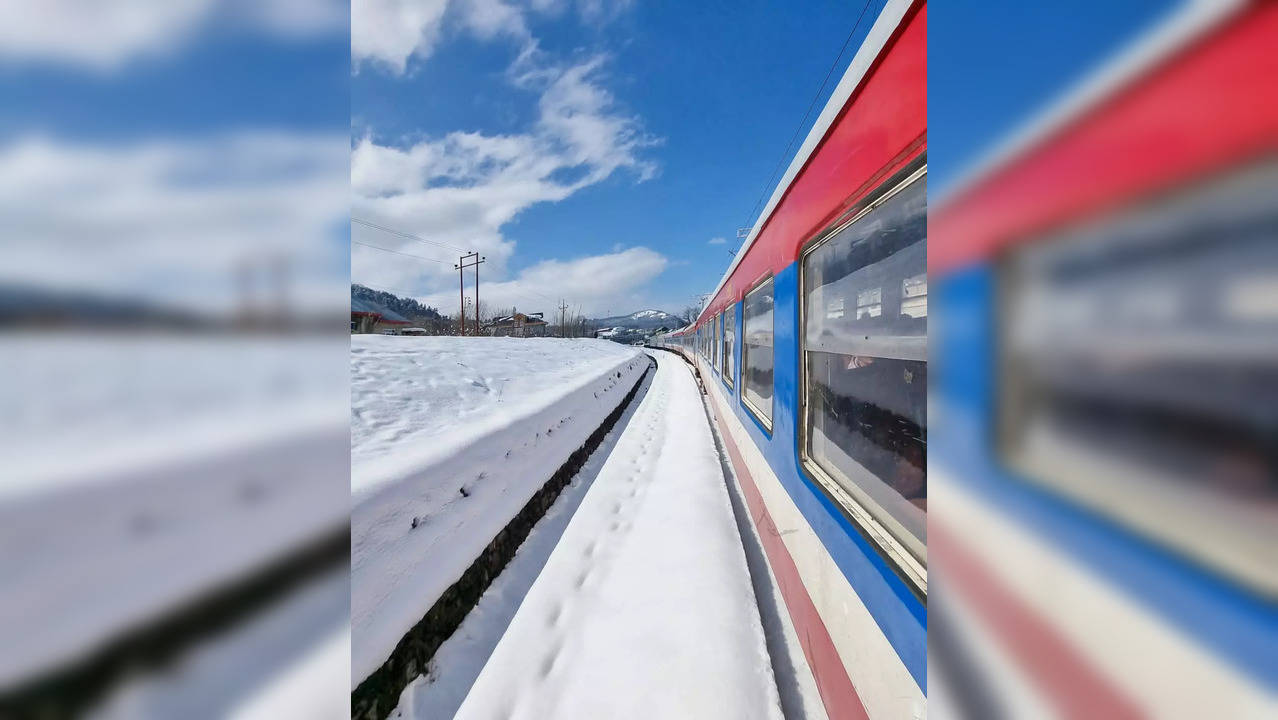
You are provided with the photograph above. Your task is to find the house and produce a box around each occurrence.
[351,296,412,334]
[488,311,547,337]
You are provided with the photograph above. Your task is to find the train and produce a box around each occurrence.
[655,0,1276,717]
[652,1,926,717]
[926,1,1277,717]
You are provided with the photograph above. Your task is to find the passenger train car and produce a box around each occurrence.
[652,1,926,717]
[927,2,1276,717]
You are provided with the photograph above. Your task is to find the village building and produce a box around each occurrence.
[351,297,413,334]
[487,311,548,337]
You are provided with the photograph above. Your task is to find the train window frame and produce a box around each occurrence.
[722,307,734,389]
[797,162,928,595]
[714,312,721,373]
[708,316,714,368]
[996,158,1278,597]
[741,274,775,431]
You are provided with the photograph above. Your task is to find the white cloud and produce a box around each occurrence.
[458,0,530,42]
[707,236,726,245]
[0,0,346,71]
[0,133,349,313]
[353,0,636,75]
[527,0,635,25]
[352,0,450,75]
[352,53,659,311]
[413,247,667,316]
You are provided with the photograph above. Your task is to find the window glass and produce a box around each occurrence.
[743,279,774,424]
[802,174,927,564]
[713,314,720,370]
[722,309,734,386]
[1002,161,1278,594]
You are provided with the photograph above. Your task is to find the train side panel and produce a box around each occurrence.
[929,2,1278,715]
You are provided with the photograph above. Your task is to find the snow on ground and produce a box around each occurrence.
[0,332,349,691]
[449,351,783,720]
[391,365,659,720]
[88,566,349,720]
[0,332,347,498]
[350,336,645,687]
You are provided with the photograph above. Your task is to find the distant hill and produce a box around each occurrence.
[592,309,680,331]
[351,285,444,324]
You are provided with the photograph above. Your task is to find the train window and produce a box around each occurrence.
[716,313,723,372]
[713,313,720,371]
[1000,160,1278,595]
[742,278,774,427]
[722,309,734,387]
[800,169,927,582]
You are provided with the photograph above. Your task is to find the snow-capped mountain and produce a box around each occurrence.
[592,309,679,330]
[630,309,672,319]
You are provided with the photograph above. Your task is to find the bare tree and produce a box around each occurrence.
[679,305,699,325]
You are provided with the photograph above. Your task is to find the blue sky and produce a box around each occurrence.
[353,0,1180,318]
[0,1,350,312]
[352,0,894,317]
[1,0,1181,316]
[0,32,347,142]
[929,0,1174,196]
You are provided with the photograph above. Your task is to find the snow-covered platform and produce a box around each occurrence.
[351,337,648,688]
[0,333,349,700]
[443,350,782,720]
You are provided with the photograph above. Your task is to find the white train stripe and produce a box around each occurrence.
[702,363,926,719]
[933,466,1276,718]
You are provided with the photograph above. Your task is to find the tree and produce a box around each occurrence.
[679,305,699,325]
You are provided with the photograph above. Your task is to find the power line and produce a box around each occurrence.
[352,239,449,265]
[352,217,470,254]
[741,0,874,230]
[353,218,569,310]
[520,287,558,303]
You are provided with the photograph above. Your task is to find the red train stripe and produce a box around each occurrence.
[931,520,1145,719]
[932,2,1278,274]
[704,1,927,318]
[707,389,870,720]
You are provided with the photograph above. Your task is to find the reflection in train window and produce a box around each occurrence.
[742,279,774,426]
[801,171,927,569]
[723,309,734,387]
[1001,161,1278,595]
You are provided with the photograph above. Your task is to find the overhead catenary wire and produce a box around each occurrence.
[352,217,470,254]
[740,0,874,232]
[352,239,450,265]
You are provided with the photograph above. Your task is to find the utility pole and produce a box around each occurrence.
[454,252,484,336]
[558,299,569,338]
[473,254,485,333]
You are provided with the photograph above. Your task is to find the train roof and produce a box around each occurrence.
[930,0,1271,273]
[697,0,922,326]
[935,0,1243,211]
